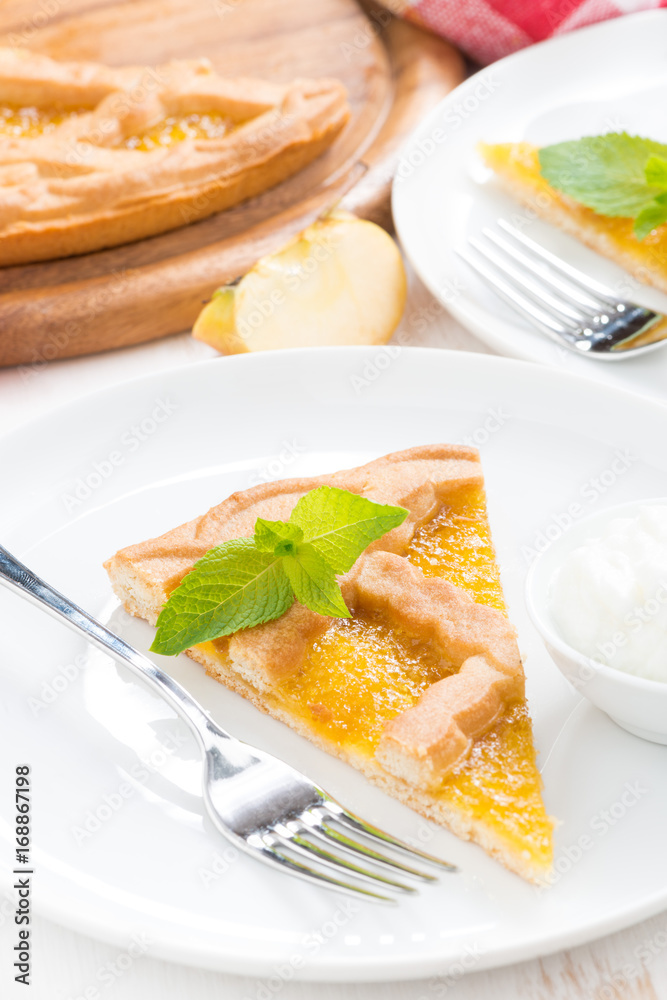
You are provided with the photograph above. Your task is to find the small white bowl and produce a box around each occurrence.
[525,498,667,745]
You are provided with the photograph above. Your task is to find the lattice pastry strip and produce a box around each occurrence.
[0,47,350,263]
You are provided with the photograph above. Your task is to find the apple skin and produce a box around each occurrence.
[192,211,407,354]
[192,287,242,353]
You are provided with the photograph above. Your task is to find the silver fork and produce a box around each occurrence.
[0,545,455,903]
[457,219,667,359]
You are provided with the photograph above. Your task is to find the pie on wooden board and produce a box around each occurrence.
[0,47,349,264]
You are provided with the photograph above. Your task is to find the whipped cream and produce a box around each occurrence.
[549,505,667,682]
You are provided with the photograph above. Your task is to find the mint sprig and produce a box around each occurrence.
[538,133,667,239]
[150,486,408,655]
[282,545,350,618]
[289,485,408,573]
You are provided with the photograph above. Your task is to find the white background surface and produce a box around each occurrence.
[1,267,666,999]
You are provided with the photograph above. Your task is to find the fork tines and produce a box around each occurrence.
[457,220,665,358]
[249,795,457,903]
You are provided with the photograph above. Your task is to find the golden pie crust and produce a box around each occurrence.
[0,47,349,265]
[105,444,554,881]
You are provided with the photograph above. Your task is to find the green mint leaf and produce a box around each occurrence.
[254,517,303,554]
[150,486,409,653]
[282,544,351,618]
[150,538,293,655]
[289,485,408,574]
[645,155,667,188]
[538,133,667,218]
[634,192,667,240]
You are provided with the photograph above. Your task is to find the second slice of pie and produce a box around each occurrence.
[480,140,667,327]
[105,444,554,882]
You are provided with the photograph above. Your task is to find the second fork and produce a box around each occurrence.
[458,220,667,358]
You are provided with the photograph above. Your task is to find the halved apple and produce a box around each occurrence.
[192,210,407,353]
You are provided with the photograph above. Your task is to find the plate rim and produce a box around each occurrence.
[3,345,667,980]
[3,345,667,455]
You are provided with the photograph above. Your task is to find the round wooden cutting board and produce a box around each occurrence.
[0,0,463,367]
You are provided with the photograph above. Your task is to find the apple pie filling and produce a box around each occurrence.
[0,104,84,138]
[278,483,506,752]
[269,482,551,869]
[0,103,236,149]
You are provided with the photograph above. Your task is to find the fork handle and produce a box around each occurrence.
[0,544,223,750]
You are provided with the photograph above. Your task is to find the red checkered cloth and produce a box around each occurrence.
[380,0,666,64]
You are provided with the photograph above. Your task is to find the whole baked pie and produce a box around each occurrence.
[105,445,554,882]
[0,48,349,264]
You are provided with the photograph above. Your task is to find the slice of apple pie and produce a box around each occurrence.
[481,141,667,305]
[105,444,554,882]
[0,47,349,264]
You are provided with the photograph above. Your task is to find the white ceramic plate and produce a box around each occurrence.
[392,10,667,403]
[1,348,667,982]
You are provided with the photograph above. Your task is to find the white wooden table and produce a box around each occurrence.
[1,268,666,1000]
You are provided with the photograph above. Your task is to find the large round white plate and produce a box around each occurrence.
[1,348,666,981]
[392,10,667,403]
